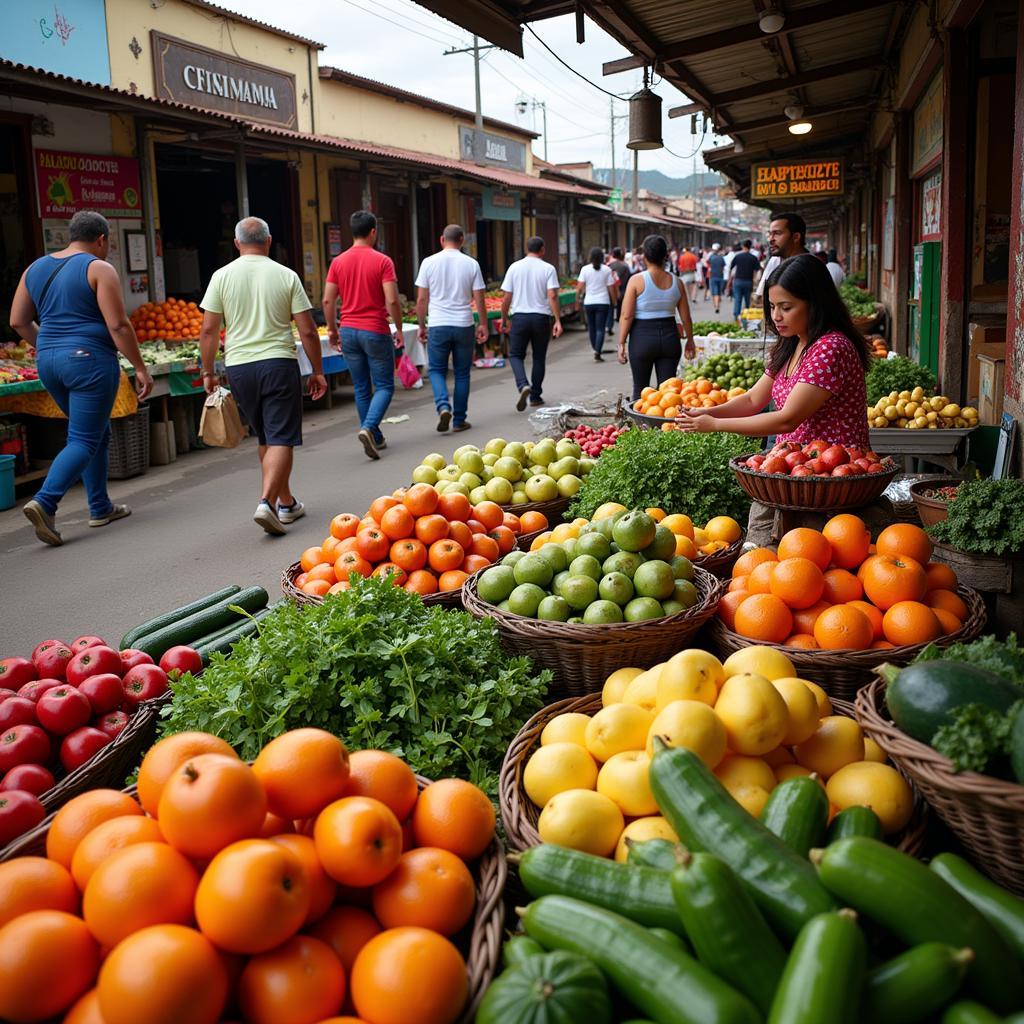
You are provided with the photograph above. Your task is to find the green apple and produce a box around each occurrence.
[577,532,611,562]
[548,456,579,481]
[536,544,569,574]
[411,465,438,485]
[555,439,582,460]
[524,441,535,454]
[422,453,446,471]
[624,597,665,621]
[524,475,559,502]
[561,575,599,611]
[453,444,479,460]
[502,442,527,462]
[513,553,554,588]
[445,482,470,498]
[477,565,517,604]
[508,583,546,618]
[484,438,507,456]
[552,570,571,597]
[459,472,482,491]
[482,452,499,467]
[569,554,603,582]
[435,480,450,494]
[593,512,625,541]
[603,551,645,579]
[484,477,514,504]
[583,600,624,624]
[633,560,676,600]
[511,490,528,505]
[502,550,527,567]
[642,525,677,562]
[560,537,579,560]
[599,571,634,606]
[529,440,557,467]
[612,510,658,552]
[537,595,571,622]
[470,486,488,505]
[493,457,523,482]
[557,474,582,498]
[456,450,485,475]
[481,466,495,482]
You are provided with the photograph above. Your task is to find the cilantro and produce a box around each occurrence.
[914,633,1024,686]
[928,479,1024,556]
[932,700,1024,775]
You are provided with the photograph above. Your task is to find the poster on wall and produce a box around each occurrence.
[921,169,943,241]
[883,197,895,270]
[42,220,69,254]
[912,75,943,177]
[35,149,142,218]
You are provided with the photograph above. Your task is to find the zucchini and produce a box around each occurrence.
[826,806,883,843]
[759,776,828,857]
[671,852,786,1014]
[815,837,1021,1013]
[766,909,865,1024]
[863,943,973,1024]
[1011,705,1024,784]
[521,895,761,1024]
[626,837,686,870]
[941,1002,1003,1024]
[648,928,692,957]
[195,602,281,662]
[120,585,241,649]
[516,844,684,934]
[502,936,545,968]
[930,852,1024,962]
[649,743,836,938]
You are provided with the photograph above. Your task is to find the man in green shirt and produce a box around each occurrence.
[200,216,326,536]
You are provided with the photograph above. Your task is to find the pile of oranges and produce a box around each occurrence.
[129,298,202,342]
[295,483,549,599]
[719,518,967,650]
[632,376,746,418]
[0,727,496,1024]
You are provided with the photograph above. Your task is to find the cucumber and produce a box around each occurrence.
[930,852,1024,962]
[626,837,686,870]
[649,743,836,938]
[195,602,281,662]
[759,776,828,857]
[1012,705,1024,784]
[671,852,786,1014]
[766,910,865,1024]
[815,837,1021,1013]
[941,1002,1003,1024]
[502,935,545,968]
[826,806,883,843]
[516,844,684,934]
[863,943,973,1024]
[521,895,761,1024]
[120,586,241,649]
[648,928,692,956]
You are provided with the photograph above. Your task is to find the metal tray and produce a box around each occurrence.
[868,427,976,455]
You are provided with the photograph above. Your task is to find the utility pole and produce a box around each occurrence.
[610,96,616,191]
[632,149,639,213]
[444,35,495,166]
[517,98,548,162]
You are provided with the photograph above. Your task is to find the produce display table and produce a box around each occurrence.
[868,426,977,474]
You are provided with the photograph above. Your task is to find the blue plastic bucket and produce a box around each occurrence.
[0,454,15,511]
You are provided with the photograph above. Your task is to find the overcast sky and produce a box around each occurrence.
[216,0,728,179]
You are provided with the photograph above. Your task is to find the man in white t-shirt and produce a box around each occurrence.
[500,237,563,410]
[415,225,488,432]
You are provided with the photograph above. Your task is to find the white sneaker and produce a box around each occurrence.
[277,499,305,524]
[254,501,286,536]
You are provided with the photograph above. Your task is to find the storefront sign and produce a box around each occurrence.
[458,127,527,171]
[920,168,943,241]
[912,74,943,176]
[151,32,298,129]
[481,188,521,221]
[750,159,843,200]
[35,149,141,218]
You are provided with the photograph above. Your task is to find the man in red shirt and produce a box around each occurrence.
[677,246,699,303]
[322,210,407,460]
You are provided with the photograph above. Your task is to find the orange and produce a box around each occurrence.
[746,560,777,595]
[405,569,440,596]
[813,605,874,650]
[792,600,831,636]
[461,553,492,574]
[373,847,475,935]
[862,555,928,611]
[489,525,517,555]
[260,811,295,837]
[784,634,820,649]
[437,492,472,522]
[97,924,229,1024]
[380,504,416,541]
[345,750,419,820]
[717,590,748,631]
[303,579,332,598]
[770,557,825,609]
[821,514,870,570]
[429,539,465,572]
[71,814,165,890]
[315,797,403,887]
[930,607,962,634]
[0,857,78,927]
[391,538,428,572]
[301,547,329,572]
[473,501,505,531]
[438,569,469,592]
[732,547,778,578]
[882,601,943,646]
[675,535,698,559]
[253,728,351,821]
[137,732,238,818]
[368,496,400,523]
[447,520,474,550]
[412,778,495,861]
[925,562,958,592]
[847,599,885,641]
[876,523,933,566]
[777,528,833,571]
[470,533,500,564]
[310,905,382,974]
[336,551,373,580]
[821,568,863,605]
[403,483,439,518]
[63,989,105,1024]
[727,575,750,593]
[415,513,450,546]
[330,513,361,540]
[271,833,337,925]
[328,581,352,595]
[732,593,794,644]
[351,927,468,1024]
[872,640,896,649]
[307,563,339,585]
[0,910,99,1022]
[238,935,346,1024]
[518,510,548,533]
[157,753,267,859]
[47,790,143,869]
[927,588,968,622]
[321,536,345,562]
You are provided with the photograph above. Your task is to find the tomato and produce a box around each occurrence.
[66,645,122,686]
[36,686,92,736]
[0,763,54,796]
[120,649,154,673]
[18,678,64,703]
[784,451,809,468]
[31,638,67,663]
[0,725,50,772]
[0,657,36,690]
[70,635,107,654]
[0,689,15,703]
[0,790,45,845]
[77,674,125,715]
[0,697,37,730]
[60,726,112,772]
[96,710,130,740]
[33,644,73,680]
[121,664,169,707]
[158,646,203,678]
[820,445,850,470]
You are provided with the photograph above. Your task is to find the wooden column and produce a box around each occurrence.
[1004,0,1024,476]
[893,113,913,355]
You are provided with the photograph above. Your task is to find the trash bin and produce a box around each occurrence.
[0,454,15,511]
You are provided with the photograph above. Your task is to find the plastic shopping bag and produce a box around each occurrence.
[199,387,246,448]
[396,352,423,389]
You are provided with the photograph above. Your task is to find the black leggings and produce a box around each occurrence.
[627,317,682,399]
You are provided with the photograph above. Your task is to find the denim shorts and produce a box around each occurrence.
[226,358,302,446]
[710,278,726,296]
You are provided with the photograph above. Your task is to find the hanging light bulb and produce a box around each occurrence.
[758,6,785,33]
[788,120,813,135]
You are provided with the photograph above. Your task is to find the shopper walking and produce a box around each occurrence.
[322,210,407,460]
[10,210,153,546]
[754,212,808,300]
[200,216,325,536]
[707,243,726,313]
[414,224,488,433]
[826,249,846,288]
[617,234,696,400]
[727,240,761,323]
[575,247,619,362]
[607,246,631,335]
[678,246,698,302]
[499,236,563,410]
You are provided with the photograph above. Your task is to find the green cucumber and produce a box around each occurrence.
[120,585,241,649]
[1011,705,1024,784]
[759,776,828,857]
[767,910,865,1024]
[626,837,686,870]
[516,844,684,934]
[649,743,836,938]
[648,928,692,956]
[930,853,1024,962]
[196,602,281,662]
[521,895,761,1024]
[815,837,1021,1013]
[863,943,973,1024]
[671,852,786,1014]
[826,806,883,843]
[502,935,545,968]
[941,1002,1003,1024]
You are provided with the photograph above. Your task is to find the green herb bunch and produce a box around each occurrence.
[865,355,937,404]
[928,479,1024,556]
[161,577,550,794]
[932,700,1024,775]
[914,633,1024,685]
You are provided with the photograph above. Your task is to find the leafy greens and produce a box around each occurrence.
[932,700,1023,775]
[928,479,1024,556]
[865,355,937,405]
[914,633,1024,686]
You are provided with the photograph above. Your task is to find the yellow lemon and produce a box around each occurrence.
[602,666,644,706]
[770,678,820,746]
[622,666,663,713]
[863,737,887,763]
[731,784,771,817]
[523,742,599,807]
[593,502,628,521]
[825,761,913,834]
[540,713,591,747]
[572,517,590,528]
[551,523,576,543]
[537,789,624,857]
[763,745,795,768]
[596,750,658,816]
[800,678,833,718]
[530,531,553,551]
[692,527,710,547]
[713,674,789,755]
[662,513,694,539]
[656,649,723,710]
[793,716,864,778]
[774,763,822,785]
[646,700,727,768]
[613,816,679,863]
[715,754,777,793]
[704,516,742,544]
[645,507,667,522]
[584,703,653,762]
[722,646,795,681]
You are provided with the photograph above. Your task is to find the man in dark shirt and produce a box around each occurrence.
[706,243,726,313]
[727,240,761,323]
[607,246,631,336]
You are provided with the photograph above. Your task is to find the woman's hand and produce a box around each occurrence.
[617,343,628,365]
[673,412,716,433]
[683,337,696,360]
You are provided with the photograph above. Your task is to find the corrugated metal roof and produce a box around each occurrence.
[180,0,325,49]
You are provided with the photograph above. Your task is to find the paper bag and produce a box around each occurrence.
[200,387,246,448]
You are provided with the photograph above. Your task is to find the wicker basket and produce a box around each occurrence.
[856,677,1024,896]
[729,456,899,512]
[462,566,724,698]
[694,533,745,577]
[707,585,987,702]
[281,561,463,609]
[500,692,928,856]
[504,495,572,521]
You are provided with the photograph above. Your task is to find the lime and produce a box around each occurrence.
[673,580,699,608]
[603,551,644,579]
[561,575,599,611]
[624,597,665,621]
[671,555,695,581]
[576,532,612,562]
[599,572,634,606]
[612,510,658,552]
[508,583,547,617]
[583,600,624,624]
[552,570,570,597]
[633,560,677,600]
[537,544,569,574]
[661,599,685,616]
[502,550,527,567]
[569,554,604,582]
[537,595,571,621]
[642,525,677,562]
[514,553,554,587]
[561,537,579,560]
[477,565,517,604]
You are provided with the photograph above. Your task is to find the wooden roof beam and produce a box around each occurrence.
[725,103,870,135]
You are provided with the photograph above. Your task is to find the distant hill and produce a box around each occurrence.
[594,169,723,195]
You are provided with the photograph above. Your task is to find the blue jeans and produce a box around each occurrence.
[584,304,610,354]
[34,346,121,518]
[427,325,475,426]
[732,281,753,319]
[342,327,394,441]
[508,313,551,402]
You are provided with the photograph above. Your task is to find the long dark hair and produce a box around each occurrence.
[642,234,668,267]
[589,246,604,270]
[763,253,871,375]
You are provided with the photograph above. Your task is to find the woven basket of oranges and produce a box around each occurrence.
[625,376,747,429]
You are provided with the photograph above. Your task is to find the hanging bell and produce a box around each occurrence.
[627,87,663,150]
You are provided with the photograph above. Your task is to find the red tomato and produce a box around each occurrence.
[70,635,107,654]
[96,710,130,740]
[120,649,154,673]
[17,678,63,703]
[33,644,73,680]
[0,657,36,690]
[0,689,15,703]
[158,646,203,678]
[761,456,789,475]
[0,697,37,730]
[65,645,122,686]
[60,727,112,772]
[0,763,54,796]
[31,639,67,663]
[36,686,91,736]
[77,674,125,715]
[820,445,850,470]
[0,790,45,845]
[121,664,169,707]
[784,451,809,469]
[0,724,50,773]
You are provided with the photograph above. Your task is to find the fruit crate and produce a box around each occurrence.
[281,561,463,609]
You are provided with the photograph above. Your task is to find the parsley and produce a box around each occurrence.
[932,700,1023,775]
[928,479,1024,556]
[914,633,1024,686]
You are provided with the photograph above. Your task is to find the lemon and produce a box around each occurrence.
[799,678,833,718]
[537,789,624,857]
[655,649,723,710]
[825,761,913,834]
[551,523,577,543]
[593,502,628,521]
[523,742,599,807]
[692,527,710,547]
[613,816,679,863]
[863,737,887,763]
[731,784,771,817]
[646,700,727,768]
[540,713,590,747]
[793,716,864,778]
[602,667,644,706]
[597,750,658,816]
[770,678,820,746]
[622,666,663,713]
[662,513,694,539]
[774,763,821,785]
[713,673,789,755]
[763,745,795,768]
[584,703,653,762]
[722,646,795,681]
[704,516,742,544]
[715,754,777,793]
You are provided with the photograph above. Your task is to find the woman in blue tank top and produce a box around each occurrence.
[617,235,696,400]
[9,211,152,546]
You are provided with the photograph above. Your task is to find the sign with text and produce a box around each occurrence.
[458,126,527,171]
[750,159,844,201]
[912,74,943,176]
[481,187,521,221]
[35,149,141,218]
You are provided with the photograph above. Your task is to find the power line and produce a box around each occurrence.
[335,0,458,46]
[523,24,631,101]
